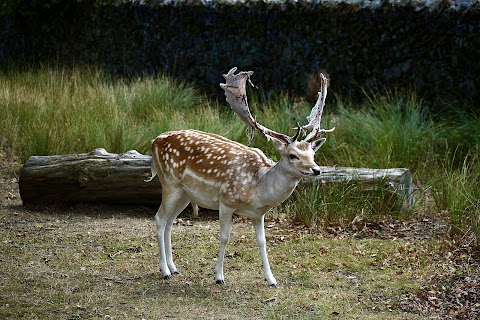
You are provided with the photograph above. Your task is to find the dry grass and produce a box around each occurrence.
[0,208,430,320]
[1,168,457,320]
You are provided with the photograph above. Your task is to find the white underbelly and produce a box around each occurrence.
[180,168,221,210]
[183,186,220,210]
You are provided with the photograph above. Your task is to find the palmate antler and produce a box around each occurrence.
[300,72,336,142]
[219,67,335,144]
[219,67,293,144]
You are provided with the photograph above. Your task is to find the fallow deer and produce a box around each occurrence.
[147,67,335,286]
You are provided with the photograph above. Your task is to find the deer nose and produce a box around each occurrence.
[312,167,321,176]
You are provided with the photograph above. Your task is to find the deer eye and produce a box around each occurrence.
[289,154,299,161]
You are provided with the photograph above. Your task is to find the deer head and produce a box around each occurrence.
[220,67,335,178]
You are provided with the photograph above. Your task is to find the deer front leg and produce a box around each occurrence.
[215,206,234,284]
[253,216,277,287]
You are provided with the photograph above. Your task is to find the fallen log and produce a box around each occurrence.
[19,148,161,206]
[19,149,413,210]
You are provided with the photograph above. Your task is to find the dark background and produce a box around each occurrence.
[1,0,479,111]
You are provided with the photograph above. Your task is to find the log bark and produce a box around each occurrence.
[19,148,161,206]
[19,149,413,210]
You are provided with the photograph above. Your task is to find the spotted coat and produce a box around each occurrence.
[151,129,275,206]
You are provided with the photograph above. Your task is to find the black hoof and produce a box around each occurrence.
[269,283,278,288]
[172,271,180,275]
[215,279,225,285]
[163,275,172,280]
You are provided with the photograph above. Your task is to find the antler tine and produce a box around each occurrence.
[302,73,336,142]
[220,67,292,144]
[292,124,302,141]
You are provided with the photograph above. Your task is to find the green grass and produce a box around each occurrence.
[322,92,436,172]
[281,181,403,228]
[0,67,234,160]
[1,66,479,243]
[430,149,480,237]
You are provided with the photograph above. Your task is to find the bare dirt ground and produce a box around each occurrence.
[1,154,479,319]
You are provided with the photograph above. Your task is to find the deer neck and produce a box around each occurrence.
[256,158,301,209]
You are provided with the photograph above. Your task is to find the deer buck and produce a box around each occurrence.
[147,67,335,286]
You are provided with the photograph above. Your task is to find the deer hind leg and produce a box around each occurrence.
[155,188,190,280]
[253,216,277,287]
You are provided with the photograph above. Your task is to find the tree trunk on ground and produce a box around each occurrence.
[19,148,161,206]
[19,149,413,210]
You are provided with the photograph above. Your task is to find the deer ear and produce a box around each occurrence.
[311,138,326,152]
[270,136,288,153]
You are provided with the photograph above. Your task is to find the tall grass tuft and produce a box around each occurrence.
[324,92,436,173]
[0,67,232,161]
[431,149,480,239]
[281,180,403,228]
